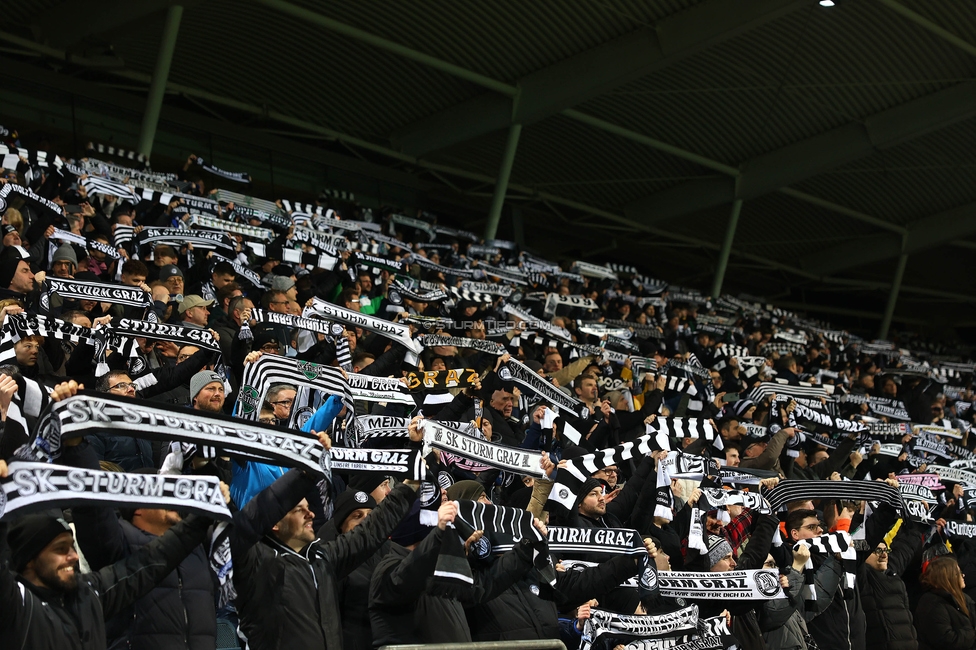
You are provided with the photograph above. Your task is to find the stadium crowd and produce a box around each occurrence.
[1,131,976,650]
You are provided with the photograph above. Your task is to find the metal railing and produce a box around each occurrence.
[380,641,567,650]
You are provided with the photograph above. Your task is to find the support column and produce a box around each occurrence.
[138,4,183,158]
[878,252,909,340]
[711,198,743,298]
[511,206,525,248]
[483,122,522,240]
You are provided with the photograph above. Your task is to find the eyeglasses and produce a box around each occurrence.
[270,399,294,408]
[109,381,137,392]
[763,560,778,569]
[872,548,889,557]
[801,523,823,533]
[259,417,278,425]
[260,343,281,352]
[601,469,619,475]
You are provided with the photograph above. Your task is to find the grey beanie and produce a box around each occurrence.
[190,370,223,400]
[52,243,78,267]
[706,535,734,568]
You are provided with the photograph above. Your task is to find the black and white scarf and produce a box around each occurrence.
[28,392,331,477]
[547,435,668,517]
[86,142,150,168]
[41,277,152,313]
[187,214,273,241]
[327,448,425,480]
[422,419,546,478]
[193,157,250,184]
[304,297,423,360]
[765,479,902,512]
[0,182,65,219]
[237,354,354,433]
[389,214,436,240]
[80,176,139,203]
[645,417,718,450]
[794,531,856,603]
[407,253,477,279]
[0,461,231,520]
[418,335,506,356]
[388,280,449,305]
[137,227,236,252]
[0,313,97,364]
[658,569,785,600]
[498,359,590,420]
[345,372,415,407]
[347,415,470,447]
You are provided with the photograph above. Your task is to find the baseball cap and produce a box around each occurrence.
[178,294,214,314]
[159,264,184,280]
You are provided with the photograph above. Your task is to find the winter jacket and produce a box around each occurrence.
[761,567,808,650]
[370,527,535,646]
[915,589,976,650]
[232,471,417,650]
[337,542,393,650]
[466,554,639,642]
[0,515,212,650]
[859,521,922,650]
[64,439,217,650]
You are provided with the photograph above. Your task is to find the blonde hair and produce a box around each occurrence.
[3,207,23,233]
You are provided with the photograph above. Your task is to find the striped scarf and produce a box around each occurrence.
[794,531,857,603]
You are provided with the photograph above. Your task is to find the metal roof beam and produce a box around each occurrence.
[391,0,809,156]
[625,80,976,224]
[30,0,187,48]
[801,199,976,275]
[876,0,976,58]
[244,2,906,239]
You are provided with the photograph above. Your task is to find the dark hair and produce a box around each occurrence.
[212,261,236,277]
[122,260,149,277]
[262,290,287,309]
[216,282,241,307]
[96,370,131,393]
[154,245,177,259]
[228,295,250,314]
[718,416,740,432]
[785,508,820,540]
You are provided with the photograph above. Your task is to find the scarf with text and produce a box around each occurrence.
[41,277,152,314]
[0,182,65,220]
[345,372,415,407]
[404,368,479,392]
[0,461,231,521]
[327,448,425,480]
[422,419,546,478]
[417,334,506,356]
[498,359,590,420]
[658,569,785,600]
[27,392,332,477]
[305,297,422,359]
[0,313,96,364]
[193,157,251,184]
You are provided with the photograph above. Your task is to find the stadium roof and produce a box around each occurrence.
[3,0,976,339]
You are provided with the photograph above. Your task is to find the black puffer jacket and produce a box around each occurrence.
[232,472,417,650]
[0,515,212,650]
[914,589,976,650]
[466,554,639,642]
[370,527,535,647]
[859,520,922,650]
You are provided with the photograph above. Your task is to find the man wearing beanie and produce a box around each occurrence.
[190,370,225,413]
[325,488,385,650]
[51,243,78,278]
[0,460,216,650]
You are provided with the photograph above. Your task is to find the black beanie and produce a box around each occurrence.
[331,488,376,529]
[0,247,25,289]
[8,515,73,571]
[348,473,389,495]
[575,478,604,508]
